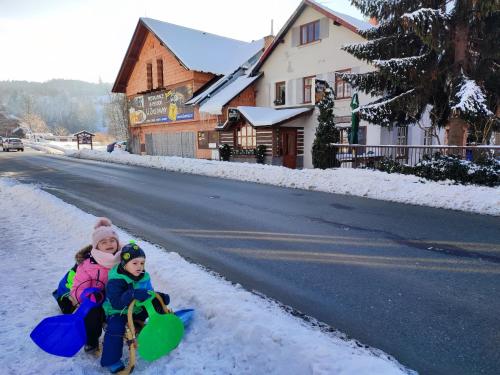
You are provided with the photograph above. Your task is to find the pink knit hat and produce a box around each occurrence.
[92,217,120,249]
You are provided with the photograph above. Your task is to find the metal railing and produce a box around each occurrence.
[330,144,500,168]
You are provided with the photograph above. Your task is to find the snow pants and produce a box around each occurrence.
[85,306,105,347]
[101,300,164,367]
[101,308,150,366]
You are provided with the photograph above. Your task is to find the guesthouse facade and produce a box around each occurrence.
[112,18,264,160]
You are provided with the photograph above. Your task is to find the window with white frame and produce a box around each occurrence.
[396,126,408,145]
[237,124,256,149]
[423,128,433,145]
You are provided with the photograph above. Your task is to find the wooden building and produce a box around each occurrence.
[112,17,264,160]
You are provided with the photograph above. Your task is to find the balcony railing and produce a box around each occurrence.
[330,144,500,168]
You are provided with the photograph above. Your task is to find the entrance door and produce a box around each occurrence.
[280,128,297,169]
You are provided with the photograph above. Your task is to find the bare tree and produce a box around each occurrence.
[22,113,49,133]
[53,125,69,136]
[104,93,129,140]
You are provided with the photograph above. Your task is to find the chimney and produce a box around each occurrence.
[264,35,275,50]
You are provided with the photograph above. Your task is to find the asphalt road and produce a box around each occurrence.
[1,149,499,375]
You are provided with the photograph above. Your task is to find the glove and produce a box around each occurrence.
[133,289,152,302]
[157,292,170,305]
[80,288,105,304]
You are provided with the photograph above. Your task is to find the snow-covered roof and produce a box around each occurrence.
[237,106,313,127]
[141,18,264,75]
[198,75,262,115]
[186,75,229,106]
[311,1,372,32]
[113,18,264,92]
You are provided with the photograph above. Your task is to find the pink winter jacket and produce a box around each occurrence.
[70,257,111,303]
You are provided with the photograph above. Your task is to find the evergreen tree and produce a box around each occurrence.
[341,0,499,145]
[312,82,340,169]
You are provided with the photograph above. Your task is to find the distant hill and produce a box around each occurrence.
[0,79,113,134]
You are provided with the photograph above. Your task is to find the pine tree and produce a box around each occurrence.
[341,0,499,145]
[312,83,340,169]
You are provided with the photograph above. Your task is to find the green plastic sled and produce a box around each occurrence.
[135,293,184,361]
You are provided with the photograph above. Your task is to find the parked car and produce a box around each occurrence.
[2,138,24,152]
[107,141,128,153]
[114,141,128,152]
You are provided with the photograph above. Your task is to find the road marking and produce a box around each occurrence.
[169,229,499,252]
[220,248,500,274]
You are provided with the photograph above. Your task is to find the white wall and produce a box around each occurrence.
[255,6,376,168]
[256,5,440,167]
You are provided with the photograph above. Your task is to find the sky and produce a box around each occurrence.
[0,0,364,84]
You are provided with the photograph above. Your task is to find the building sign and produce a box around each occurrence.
[198,131,219,149]
[128,85,194,125]
[74,130,95,150]
[79,135,92,144]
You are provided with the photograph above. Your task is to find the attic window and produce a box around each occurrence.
[146,63,153,90]
[300,20,320,45]
[157,59,164,88]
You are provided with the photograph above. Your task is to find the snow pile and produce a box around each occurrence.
[24,141,65,155]
[25,140,106,154]
[54,148,500,216]
[0,177,412,375]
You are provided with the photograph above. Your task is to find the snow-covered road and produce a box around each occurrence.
[25,141,500,216]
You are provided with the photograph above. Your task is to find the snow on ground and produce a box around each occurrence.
[27,142,499,216]
[25,140,107,153]
[0,177,413,375]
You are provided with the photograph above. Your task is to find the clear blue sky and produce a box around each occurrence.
[0,0,364,83]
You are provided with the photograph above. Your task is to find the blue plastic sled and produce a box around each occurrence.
[174,309,194,327]
[30,288,102,357]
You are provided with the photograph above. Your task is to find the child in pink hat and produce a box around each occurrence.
[54,217,123,355]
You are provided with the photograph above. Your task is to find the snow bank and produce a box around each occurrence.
[0,177,412,374]
[64,148,499,216]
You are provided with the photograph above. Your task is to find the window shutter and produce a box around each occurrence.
[296,78,303,104]
[359,127,367,145]
[319,18,329,39]
[291,27,300,47]
[286,80,294,105]
[325,72,336,88]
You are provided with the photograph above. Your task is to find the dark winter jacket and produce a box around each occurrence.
[103,265,154,316]
[52,245,92,301]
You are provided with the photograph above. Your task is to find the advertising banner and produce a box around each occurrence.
[128,85,194,125]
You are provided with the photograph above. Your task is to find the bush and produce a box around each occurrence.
[256,145,266,164]
[219,144,232,161]
[312,83,340,169]
[372,152,499,187]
